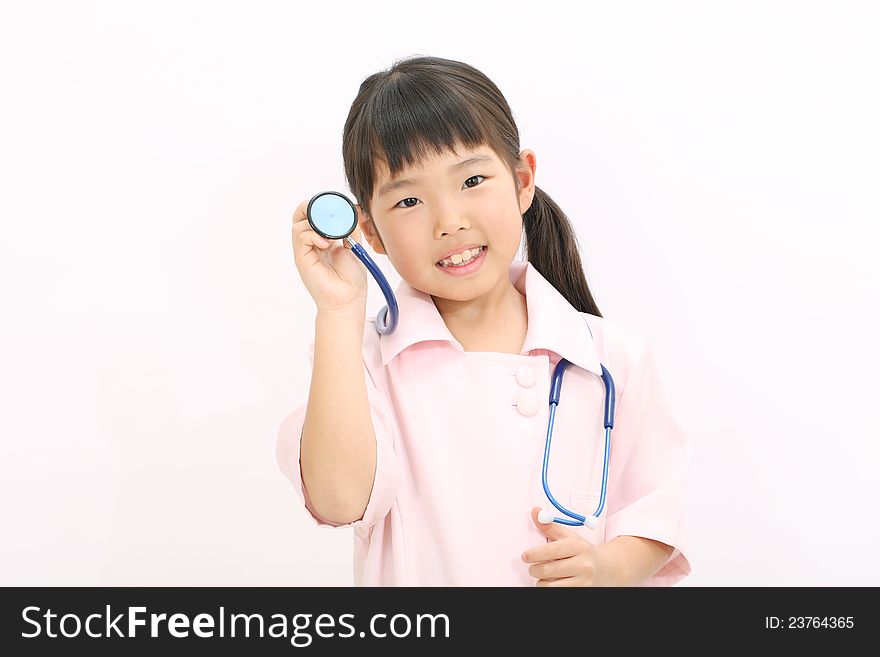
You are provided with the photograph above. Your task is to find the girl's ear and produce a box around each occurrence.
[516,149,537,215]
[356,204,387,255]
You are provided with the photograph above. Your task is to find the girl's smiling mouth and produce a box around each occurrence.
[435,245,487,275]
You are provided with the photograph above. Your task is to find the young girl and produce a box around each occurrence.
[278,55,691,587]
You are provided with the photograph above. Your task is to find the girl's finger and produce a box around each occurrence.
[531,554,582,581]
[293,228,330,254]
[301,229,330,248]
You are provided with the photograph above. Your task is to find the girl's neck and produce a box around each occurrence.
[432,282,528,355]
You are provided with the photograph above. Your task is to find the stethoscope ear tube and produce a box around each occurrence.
[540,358,616,526]
[601,364,616,429]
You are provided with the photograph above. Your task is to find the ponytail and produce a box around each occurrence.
[522,186,603,317]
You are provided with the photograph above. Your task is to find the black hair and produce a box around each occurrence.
[341,55,602,317]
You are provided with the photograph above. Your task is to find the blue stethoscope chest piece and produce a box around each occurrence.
[307,191,399,334]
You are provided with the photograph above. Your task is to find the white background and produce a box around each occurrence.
[1,0,878,586]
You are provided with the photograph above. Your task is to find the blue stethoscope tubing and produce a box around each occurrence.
[306,190,615,527]
[346,239,399,335]
[542,358,616,527]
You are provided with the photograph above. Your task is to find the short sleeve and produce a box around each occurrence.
[603,339,693,586]
[275,333,400,530]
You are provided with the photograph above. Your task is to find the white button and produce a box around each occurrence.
[516,391,539,416]
[515,365,536,388]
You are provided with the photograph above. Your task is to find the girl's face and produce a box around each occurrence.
[359,144,537,303]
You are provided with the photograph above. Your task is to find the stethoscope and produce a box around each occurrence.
[307,190,616,528]
[307,191,399,334]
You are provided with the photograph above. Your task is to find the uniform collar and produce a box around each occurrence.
[378,260,603,376]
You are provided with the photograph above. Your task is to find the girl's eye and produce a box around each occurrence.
[396,197,419,209]
[463,174,485,188]
[393,175,486,209]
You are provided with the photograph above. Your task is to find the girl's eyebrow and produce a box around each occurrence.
[377,154,495,197]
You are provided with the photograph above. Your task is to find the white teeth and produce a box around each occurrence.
[439,247,483,267]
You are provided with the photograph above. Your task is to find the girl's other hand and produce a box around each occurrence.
[521,507,620,587]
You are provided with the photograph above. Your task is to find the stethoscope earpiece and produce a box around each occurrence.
[537,509,556,524]
[538,509,600,528]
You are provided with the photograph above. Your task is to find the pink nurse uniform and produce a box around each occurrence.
[276,260,692,586]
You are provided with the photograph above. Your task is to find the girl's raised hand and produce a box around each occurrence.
[290,198,369,314]
[521,507,619,587]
